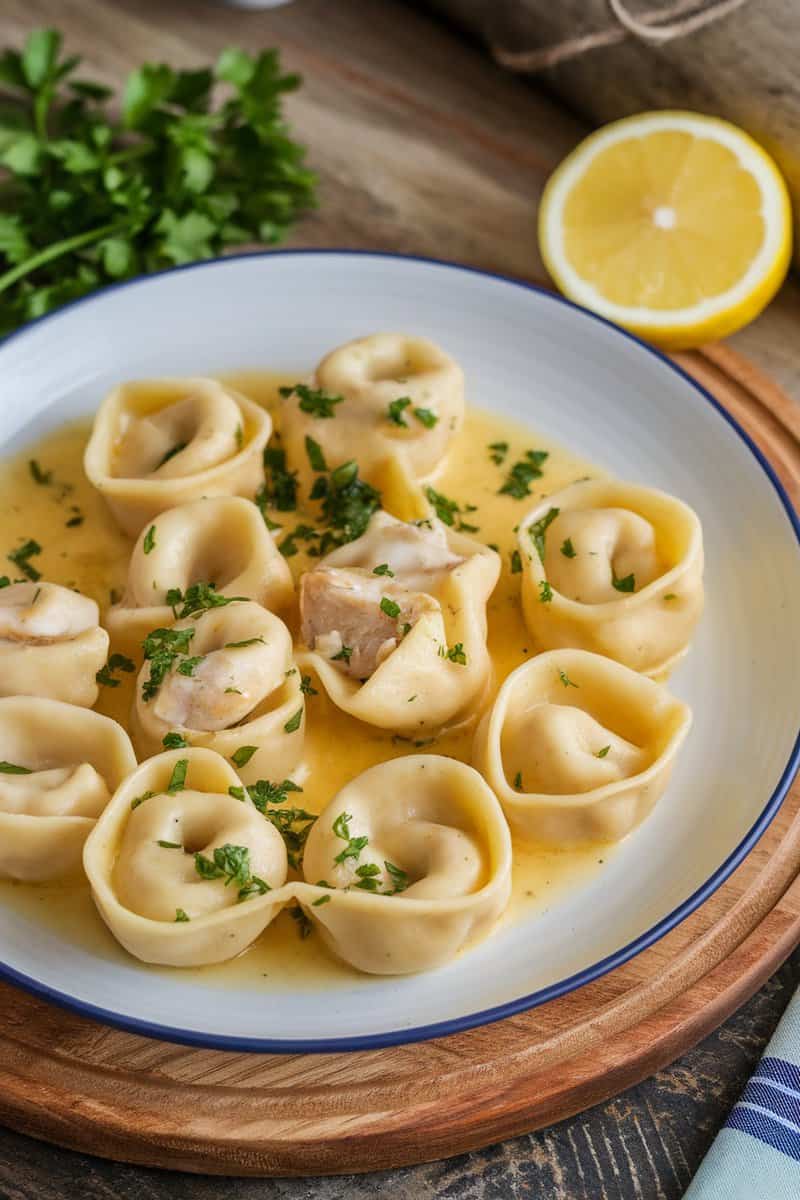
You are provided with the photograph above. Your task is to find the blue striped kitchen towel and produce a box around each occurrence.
[685,988,800,1198]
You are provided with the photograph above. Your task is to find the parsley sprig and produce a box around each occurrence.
[229,778,315,869]
[0,31,316,333]
[499,450,548,499]
[141,626,195,701]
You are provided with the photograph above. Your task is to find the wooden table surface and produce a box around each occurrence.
[1,0,799,1196]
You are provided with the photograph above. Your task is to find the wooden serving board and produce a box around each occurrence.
[0,343,797,1177]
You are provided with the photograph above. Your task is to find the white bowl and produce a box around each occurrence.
[1,250,799,1051]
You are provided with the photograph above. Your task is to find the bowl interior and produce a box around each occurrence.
[1,251,799,1050]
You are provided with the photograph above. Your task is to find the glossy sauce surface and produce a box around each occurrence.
[0,372,614,989]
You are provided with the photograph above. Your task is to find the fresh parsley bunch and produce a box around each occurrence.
[0,29,316,333]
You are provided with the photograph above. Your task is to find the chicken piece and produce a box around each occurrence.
[324,513,464,593]
[0,582,98,643]
[300,568,438,680]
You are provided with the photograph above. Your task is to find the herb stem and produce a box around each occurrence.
[0,221,122,294]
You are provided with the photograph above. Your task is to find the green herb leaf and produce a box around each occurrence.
[561,537,576,559]
[372,563,394,577]
[528,507,560,562]
[499,450,548,499]
[95,652,136,688]
[513,771,523,790]
[28,459,52,485]
[280,383,343,419]
[300,673,318,696]
[312,893,331,906]
[166,582,247,619]
[596,745,610,758]
[612,571,636,593]
[174,908,190,922]
[143,525,156,554]
[284,707,303,734]
[510,549,522,574]
[162,731,188,749]
[445,642,467,665]
[538,580,553,603]
[130,790,154,810]
[231,745,258,768]
[414,407,438,429]
[7,538,41,581]
[166,758,188,793]
[0,760,32,774]
[331,645,352,663]
[177,655,204,677]
[489,441,509,465]
[305,435,327,472]
[225,636,265,649]
[558,669,578,689]
[157,839,182,849]
[194,842,251,887]
[380,596,401,619]
[387,396,411,426]
[384,860,409,893]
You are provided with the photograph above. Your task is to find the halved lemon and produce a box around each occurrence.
[538,111,792,350]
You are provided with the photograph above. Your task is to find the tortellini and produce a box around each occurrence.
[297,755,512,974]
[105,497,294,654]
[84,378,271,536]
[0,697,136,881]
[83,749,290,966]
[473,649,691,846]
[280,333,464,497]
[0,581,109,707]
[518,479,704,676]
[298,511,500,732]
[131,601,305,782]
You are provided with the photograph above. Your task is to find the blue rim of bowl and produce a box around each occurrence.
[1,248,799,1054]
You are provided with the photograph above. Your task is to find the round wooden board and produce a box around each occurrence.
[0,343,798,1177]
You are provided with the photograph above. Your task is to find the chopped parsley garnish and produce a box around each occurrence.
[235,424,244,450]
[424,486,478,532]
[289,905,313,938]
[332,810,368,864]
[231,745,258,768]
[596,746,610,758]
[284,707,303,734]
[230,779,315,868]
[331,644,352,663]
[225,636,265,649]
[65,514,84,528]
[225,687,242,694]
[143,525,157,555]
[0,761,32,774]
[300,673,318,696]
[414,407,438,429]
[174,908,190,922]
[445,642,467,665]
[166,581,247,620]
[280,383,344,419]
[380,596,401,619]
[29,459,52,485]
[499,450,548,499]
[488,441,509,465]
[528,507,560,562]
[157,839,182,849]
[387,396,412,426]
[561,538,576,559]
[130,790,154,810]
[162,731,188,749]
[510,549,522,574]
[538,580,553,603]
[663,593,678,601]
[384,861,409,893]
[166,758,188,793]
[257,445,299,515]
[612,571,636,593]
[373,563,394,577]
[177,655,204,677]
[312,893,331,906]
[8,538,42,581]
[193,844,270,904]
[513,771,523,790]
[95,653,136,688]
[277,522,318,558]
[354,862,381,890]
[0,577,9,589]
[311,460,381,554]
[141,626,195,700]
[157,441,187,468]
[558,669,578,689]
[305,435,327,472]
